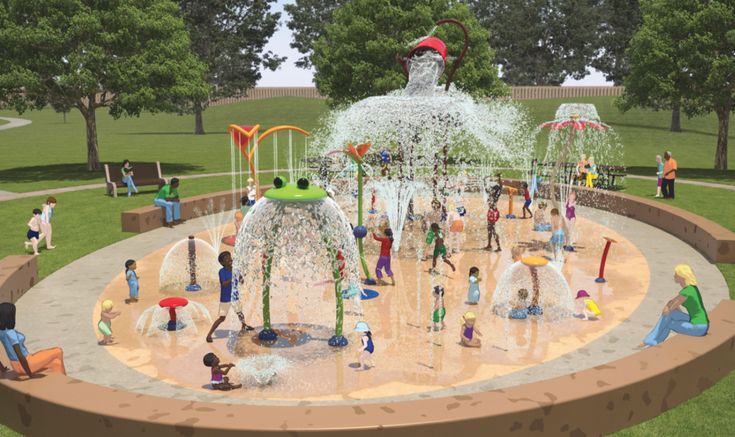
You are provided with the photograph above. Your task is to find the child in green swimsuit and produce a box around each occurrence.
[98,299,120,345]
[432,286,446,331]
[426,223,456,274]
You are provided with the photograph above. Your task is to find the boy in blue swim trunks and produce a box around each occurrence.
[521,182,533,219]
[549,208,565,261]
[205,251,254,343]
[24,209,43,256]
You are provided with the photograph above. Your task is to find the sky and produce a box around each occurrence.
[256,0,611,87]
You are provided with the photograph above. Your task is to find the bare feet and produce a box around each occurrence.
[46,245,56,250]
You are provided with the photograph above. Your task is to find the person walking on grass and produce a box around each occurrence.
[24,209,42,256]
[655,155,664,198]
[154,178,182,227]
[662,151,678,199]
[38,197,57,250]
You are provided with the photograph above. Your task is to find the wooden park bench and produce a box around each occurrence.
[104,161,165,197]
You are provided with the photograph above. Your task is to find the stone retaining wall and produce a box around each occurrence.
[0,256,38,304]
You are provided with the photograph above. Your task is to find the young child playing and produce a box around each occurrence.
[509,289,530,319]
[39,196,57,250]
[372,229,395,286]
[206,251,254,343]
[98,299,121,345]
[485,201,501,252]
[549,208,566,261]
[521,182,533,219]
[467,266,481,305]
[564,191,577,251]
[574,290,602,320]
[432,286,446,331]
[124,259,139,304]
[533,201,551,232]
[24,209,43,256]
[203,352,242,390]
[460,312,482,348]
[354,321,375,370]
[426,223,456,274]
[246,178,256,205]
[446,206,464,254]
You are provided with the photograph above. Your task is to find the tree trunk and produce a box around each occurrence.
[83,104,101,171]
[670,100,681,132]
[715,107,729,171]
[194,101,205,135]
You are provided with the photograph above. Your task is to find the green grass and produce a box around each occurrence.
[1,96,734,193]
[0,98,327,192]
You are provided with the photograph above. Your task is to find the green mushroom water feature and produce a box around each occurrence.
[233,177,364,348]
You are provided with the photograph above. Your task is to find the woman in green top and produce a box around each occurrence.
[642,264,709,347]
[121,159,138,197]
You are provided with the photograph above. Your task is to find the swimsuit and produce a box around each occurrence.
[211,369,224,385]
[26,230,39,240]
[565,203,576,220]
[98,320,112,336]
[551,229,565,245]
[510,308,529,319]
[364,337,374,354]
[432,307,446,323]
[463,325,474,340]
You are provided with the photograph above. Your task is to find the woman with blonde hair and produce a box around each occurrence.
[641,264,709,347]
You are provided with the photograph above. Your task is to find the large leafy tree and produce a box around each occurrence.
[468,0,601,85]
[0,0,209,171]
[590,0,642,85]
[284,0,345,69]
[620,0,735,170]
[312,0,507,105]
[180,0,284,134]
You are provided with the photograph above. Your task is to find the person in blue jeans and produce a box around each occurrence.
[641,264,709,347]
[121,159,138,196]
[154,178,182,227]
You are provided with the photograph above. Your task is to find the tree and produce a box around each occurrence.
[312,0,507,105]
[0,0,209,171]
[591,0,642,85]
[619,0,735,170]
[180,0,285,135]
[468,0,601,85]
[284,0,345,69]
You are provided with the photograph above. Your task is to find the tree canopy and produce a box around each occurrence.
[311,0,507,105]
[591,0,642,85]
[468,0,600,85]
[619,0,735,169]
[285,0,345,69]
[180,0,284,134]
[0,0,209,170]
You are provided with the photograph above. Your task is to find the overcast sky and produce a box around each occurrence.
[257,0,611,87]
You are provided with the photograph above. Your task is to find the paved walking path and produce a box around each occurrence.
[14,204,730,406]
[626,174,735,191]
[0,116,32,131]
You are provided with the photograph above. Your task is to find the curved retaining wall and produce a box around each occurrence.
[1,188,734,436]
[0,256,37,304]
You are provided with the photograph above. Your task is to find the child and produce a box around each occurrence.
[372,229,395,286]
[203,352,242,390]
[467,267,481,305]
[124,259,139,304]
[432,286,446,331]
[549,208,565,261]
[246,178,256,205]
[460,312,482,348]
[521,182,533,219]
[39,197,57,250]
[24,208,43,256]
[205,251,254,343]
[509,289,530,319]
[447,205,464,254]
[533,201,551,232]
[564,191,577,251]
[574,290,602,320]
[485,202,501,252]
[655,155,664,198]
[98,300,121,345]
[426,223,455,274]
[354,321,375,370]
[490,173,503,205]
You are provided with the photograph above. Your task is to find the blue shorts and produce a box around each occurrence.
[27,230,40,240]
[523,199,532,208]
[550,230,565,245]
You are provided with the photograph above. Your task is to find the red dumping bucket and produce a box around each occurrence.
[408,36,448,61]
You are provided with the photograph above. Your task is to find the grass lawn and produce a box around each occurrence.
[1,96,733,193]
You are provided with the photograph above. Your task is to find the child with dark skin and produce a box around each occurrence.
[205,252,254,343]
[521,182,533,219]
[203,352,241,390]
[427,223,455,274]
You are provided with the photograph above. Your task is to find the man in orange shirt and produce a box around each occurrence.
[662,151,678,199]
